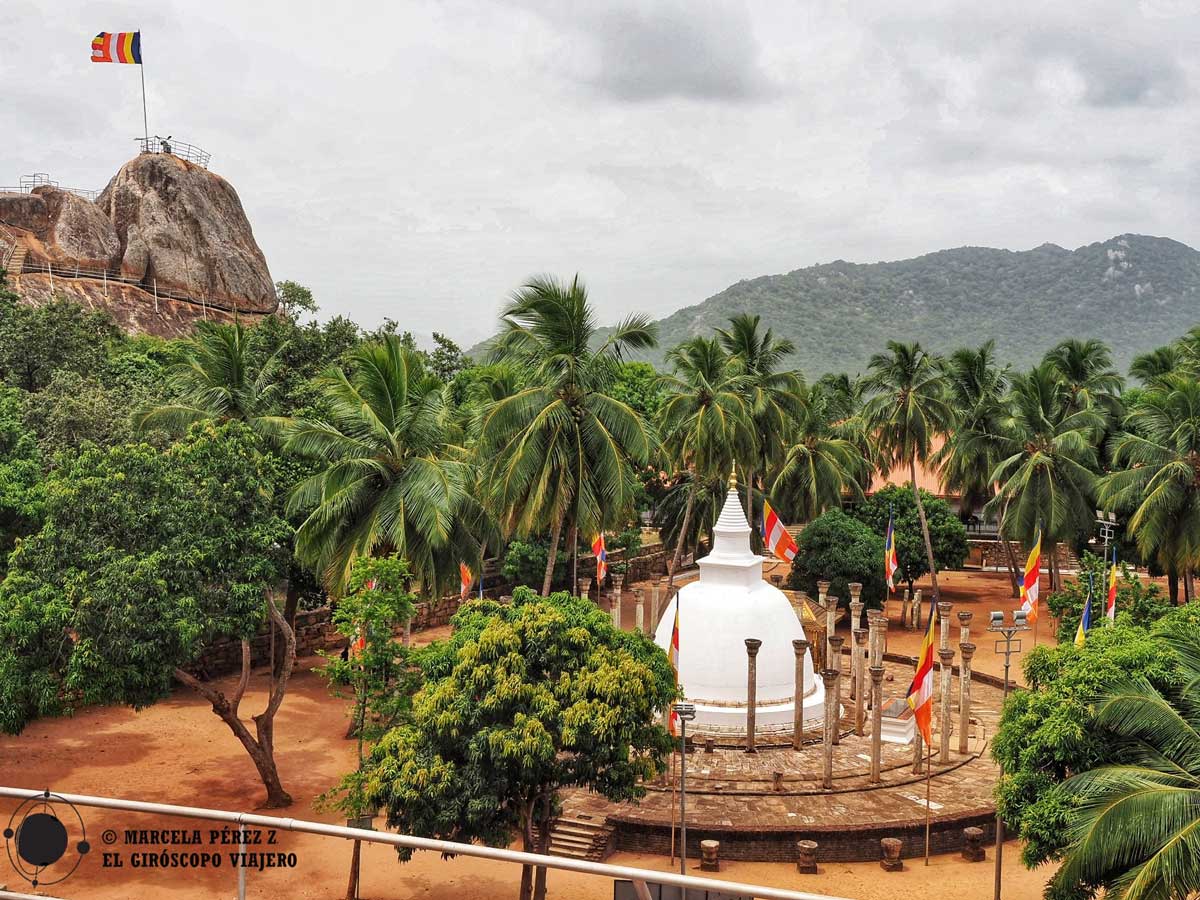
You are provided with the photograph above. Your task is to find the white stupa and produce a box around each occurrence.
[654,478,824,735]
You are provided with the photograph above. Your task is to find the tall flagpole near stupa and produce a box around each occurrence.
[139,30,148,148]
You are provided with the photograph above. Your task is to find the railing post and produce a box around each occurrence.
[237,812,247,900]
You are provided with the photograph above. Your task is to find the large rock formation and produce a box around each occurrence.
[97,153,275,312]
[0,151,275,336]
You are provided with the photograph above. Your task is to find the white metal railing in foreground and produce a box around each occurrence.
[0,787,850,900]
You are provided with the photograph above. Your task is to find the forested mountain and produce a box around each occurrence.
[590,234,1200,377]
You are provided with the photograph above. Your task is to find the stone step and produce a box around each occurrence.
[548,834,593,849]
[551,822,604,839]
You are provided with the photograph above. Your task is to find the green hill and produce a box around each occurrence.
[572,234,1200,377]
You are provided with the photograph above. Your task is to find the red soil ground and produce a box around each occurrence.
[0,572,1058,899]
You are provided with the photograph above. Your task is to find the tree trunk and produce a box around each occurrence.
[1186,568,1195,603]
[519,801,536,900]
[172,589,296,808]
[274,577,301,678]
[565,521,578,598]
[1002,536,1021,599]
[532,792,553,900]
[346,840,361,899]
[667,479,699,595]
[1169,568,1180,605]
[541,510,565,596]
[909,458,941,606]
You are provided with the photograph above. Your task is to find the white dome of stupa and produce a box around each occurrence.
[654,482,824,735]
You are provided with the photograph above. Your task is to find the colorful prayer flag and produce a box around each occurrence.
[906,605,936,745]
[592,533,608,584]
[91,31,142,64]
[1105,548,1118,624]
[668,601,681,737]
[761,498,798,563]
[1019,527,1043,625]
[460,562,473,601]
[884,510,900,591]
[1074,576,1093,648]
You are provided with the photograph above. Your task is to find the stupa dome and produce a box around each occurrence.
[654,484,824,735]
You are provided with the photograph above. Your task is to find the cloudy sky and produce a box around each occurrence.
[3,1,1198,345]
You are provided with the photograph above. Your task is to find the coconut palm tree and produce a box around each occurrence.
[134,320,283,434]
[1130,344,1187,388]
[772,380,869,522]
[480,275,656,595]
[716,313,802,534]
[657,336,754,589]
[933,341,1010,518]
[283,336,483,596]
[1055,630,1200,900]
[1099,374,1200,602]
[862,341,955,604]
[983,363,1104,590]
[1043,337,1124,420]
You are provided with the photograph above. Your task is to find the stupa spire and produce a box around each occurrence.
[698,460,762,585]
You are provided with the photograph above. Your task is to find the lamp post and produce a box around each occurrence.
[988,608,1029,900]
[673,701,697,886]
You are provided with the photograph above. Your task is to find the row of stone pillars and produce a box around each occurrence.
[738,595,978,790]
[583,575,677,635]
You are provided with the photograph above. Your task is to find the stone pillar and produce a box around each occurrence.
[880,837,903,871]
[827,635,844,745]
[938,601,953,651]
[853,629,868,736]
[403,618,411,648]
[824,595,839,668]
[792,638,810,751]
[634,588,645,634]
[581,576,593,602]
[745,638,762,753]
[869,664,885,784]
[611,575,624,629]
[796,840,819,874]
[817,580,831,607]
[900,588,911,630]
[653,578,665,630]
[772,771,784,792]
[961,826,985,862]
[939,647,955,763]
[957,610,973,646]
[959,642,976,754]
[821,669,838,789]
[849,583,864,629]
[911,589,922,629]
[704,736,715,754]
[700,839,720,872]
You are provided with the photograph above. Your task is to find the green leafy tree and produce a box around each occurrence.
[610,361,666,421]
[772,380,869,522]
[862,341,954,604]
[317,554,417,899]
[247,313,363,416]
[657,336,753,589]
[363,588,676,900]
[0,422,297,805]
[0,388,44,572]
[1054,627,1200,900]
[786,509,886,608]
[1046,552,1170,644]
[428,332,467,384]
[0,296,119,392]
[480,275,656,595]
[849,485,967,595]
[1099,375,1200,602]
[1043,337,1124,419]
[284,336,483,596]
[275,279,319,318]
[21,370,137,453]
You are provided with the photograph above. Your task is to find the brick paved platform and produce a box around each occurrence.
[561,658,1006,863]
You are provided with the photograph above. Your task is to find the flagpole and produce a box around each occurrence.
[138,32,148,149]
[924,736,932,865]
[669,749,677,865]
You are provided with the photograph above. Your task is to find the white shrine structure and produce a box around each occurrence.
[654,478,825,735]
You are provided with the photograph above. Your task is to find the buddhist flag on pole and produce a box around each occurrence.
[1074,575,1093,648]
[668,601,681,737]
[1019,527,1043,625]
[592,533,608,584]
[884,510,900,591]
[906,606,936,745]
[460,562,473,601]
[761,499,798,563]
[1105,549,1118,624]
[91,31,142,64]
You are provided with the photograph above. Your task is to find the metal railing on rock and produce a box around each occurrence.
[0,786,851,900]
[135,136,212,168]
[0,173,100,202]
